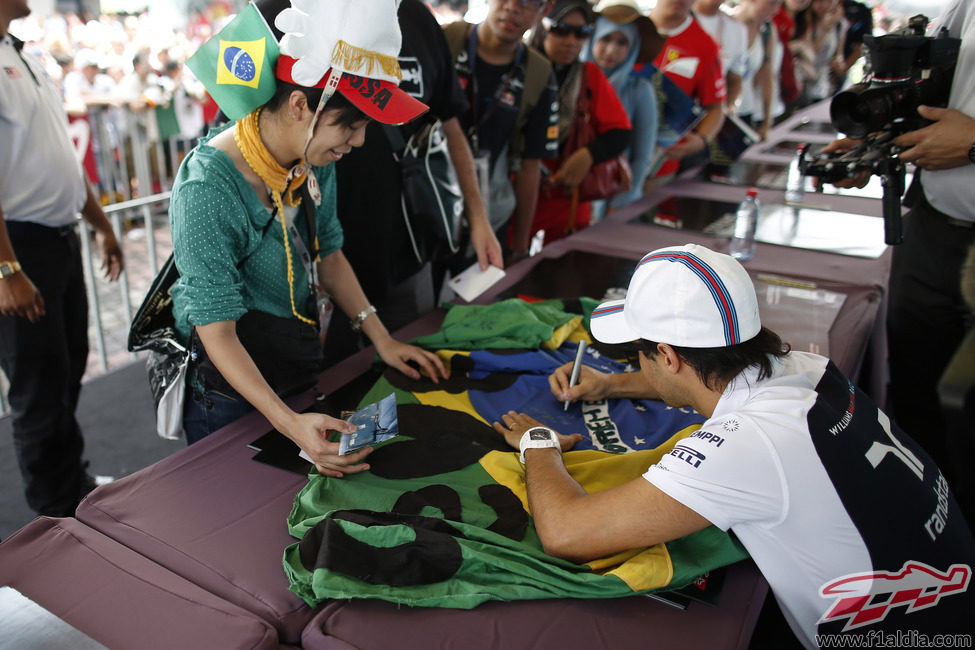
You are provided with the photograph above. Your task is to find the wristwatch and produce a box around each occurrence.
[519,426,561,465]
[0,260,21,279]
[968,141,975,164]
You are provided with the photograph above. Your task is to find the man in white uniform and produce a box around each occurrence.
[693,0,748,109]
[1,0,124,516]
[822,0,975,522]
[493,244,975,647]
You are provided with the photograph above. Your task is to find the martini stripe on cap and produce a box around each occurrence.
[638,251,740,345]
[591,303,625,318]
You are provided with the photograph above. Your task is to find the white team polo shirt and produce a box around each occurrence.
[921,1,975,223]
[646,351,975,647]
[0,34,86,227]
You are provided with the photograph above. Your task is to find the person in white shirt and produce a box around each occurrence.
[821,0,975,520]
[493,243,975,647]
[1,0,124,517]
[693,0,748,110]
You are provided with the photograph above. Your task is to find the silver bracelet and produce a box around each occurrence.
[350,305,377,332]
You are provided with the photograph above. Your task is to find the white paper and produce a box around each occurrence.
[448,262,506,302]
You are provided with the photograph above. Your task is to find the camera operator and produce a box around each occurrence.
[821,0,975,493]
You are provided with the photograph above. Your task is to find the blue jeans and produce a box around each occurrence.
[182,379,256,445]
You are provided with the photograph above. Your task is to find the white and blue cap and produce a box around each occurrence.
[590,244,761,348]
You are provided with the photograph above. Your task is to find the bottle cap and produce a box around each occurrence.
[746,188,758,198]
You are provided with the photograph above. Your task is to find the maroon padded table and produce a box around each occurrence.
[0,517,278,649]
[67,204,889,648]
[75,401,316,645]
[301,561,766,650]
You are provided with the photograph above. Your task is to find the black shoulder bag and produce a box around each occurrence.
[384,120,464,265]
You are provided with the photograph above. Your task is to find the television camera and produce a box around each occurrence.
[799,15,960,244]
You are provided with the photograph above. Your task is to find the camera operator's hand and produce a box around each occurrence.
[894,106,975,171]
[816,138,871,189]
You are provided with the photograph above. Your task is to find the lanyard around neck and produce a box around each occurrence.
[466,24,525,151]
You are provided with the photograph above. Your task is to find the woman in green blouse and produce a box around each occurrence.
[170,0,446,476]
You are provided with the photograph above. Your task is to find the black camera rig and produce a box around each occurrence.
[799,15,960,244]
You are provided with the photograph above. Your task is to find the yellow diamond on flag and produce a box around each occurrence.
[216,38,266,89]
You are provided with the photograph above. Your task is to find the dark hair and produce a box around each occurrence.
[264,82,370,128]
[640,327,791,391]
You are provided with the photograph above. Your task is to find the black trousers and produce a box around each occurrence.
[887,186,975,483]
[0,222,89,516]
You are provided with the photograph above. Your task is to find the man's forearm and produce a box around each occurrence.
[725,73,743,111]
[443,117,486,223]
[696,103,724,143]
[0,203,17,262]
[79,177,113,235]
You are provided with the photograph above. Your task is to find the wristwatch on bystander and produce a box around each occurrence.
[968,140,975,164]
[0,261,22,279]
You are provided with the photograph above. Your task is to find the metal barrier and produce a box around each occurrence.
[0,102,190,416]
[0,191,173,417]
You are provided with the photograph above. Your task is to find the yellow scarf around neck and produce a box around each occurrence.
[235,109,316,326]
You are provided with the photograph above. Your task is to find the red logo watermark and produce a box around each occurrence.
[819,561,971,631]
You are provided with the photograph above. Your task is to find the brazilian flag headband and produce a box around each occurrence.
[186,0,428,125]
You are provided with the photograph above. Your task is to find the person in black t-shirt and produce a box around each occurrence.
[445,0,560,259]
[325,0,503,365]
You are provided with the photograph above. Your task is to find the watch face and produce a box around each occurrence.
[529,428,553,440]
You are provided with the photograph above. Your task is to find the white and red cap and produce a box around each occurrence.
[273,0,427,125]
[590,244,761,348]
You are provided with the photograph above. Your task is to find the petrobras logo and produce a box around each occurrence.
[819,561,971,631]
[217,38,265,88]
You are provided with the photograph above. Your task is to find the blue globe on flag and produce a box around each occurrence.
[223,46,256,82]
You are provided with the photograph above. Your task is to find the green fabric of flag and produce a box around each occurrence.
[283,406,747,608]
[185,3,279,121]
[411,298,601,351]
[283,299,749,609]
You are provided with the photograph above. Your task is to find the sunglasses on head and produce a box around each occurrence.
[542,18,594,39]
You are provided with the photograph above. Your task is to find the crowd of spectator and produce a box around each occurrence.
[9,0,924,222]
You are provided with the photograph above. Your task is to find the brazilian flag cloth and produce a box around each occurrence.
[284,299,748,608]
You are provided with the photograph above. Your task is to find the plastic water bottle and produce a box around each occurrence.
[784,144,807,203]
[729,188,760,261]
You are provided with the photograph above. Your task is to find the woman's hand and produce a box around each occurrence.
[492,411,583,451]
[282,411,374,477]
[548,361,615,404]
[549,147,594,190]
[373,336,448,383]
